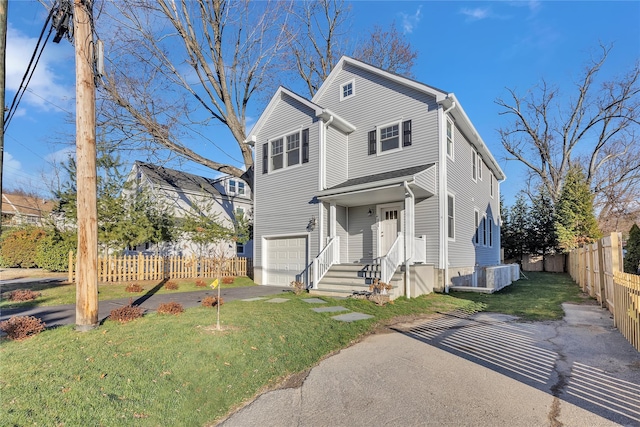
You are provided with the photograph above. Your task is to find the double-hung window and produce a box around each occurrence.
[271,138,284,171]
[474,209,480,245]
[472,150,478,182]
[478,155,483,180]
[368,120,412,155]
[490,172,495,198]
[286,132,300,167]
[228,180,246,196]
[447,194,455,240]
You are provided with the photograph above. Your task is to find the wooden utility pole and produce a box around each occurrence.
[0,0,7,235]
[74,0,98,331]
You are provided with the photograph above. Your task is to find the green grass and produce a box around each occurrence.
[0,293,482,426]
[0,277,255,309]
[453,271,589,321]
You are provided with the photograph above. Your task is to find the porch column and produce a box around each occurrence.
[330,202,337,238]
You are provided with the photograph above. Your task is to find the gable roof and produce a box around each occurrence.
[312,56,506,181]
[134,161,234,197]
[2,193,54,218]
[247,86,355,142]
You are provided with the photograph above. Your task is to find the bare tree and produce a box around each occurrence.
[355,22,417,78]
[281,0,352,98]
[496,44,640,221]
[98,0,291,190]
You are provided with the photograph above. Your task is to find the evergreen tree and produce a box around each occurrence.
[501,192,530,261]
[555,166,601,252]
[624,223,640,274]
[528,187,558,260]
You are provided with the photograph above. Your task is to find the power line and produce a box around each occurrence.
[3,6,55,132]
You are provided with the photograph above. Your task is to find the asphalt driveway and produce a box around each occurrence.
[219,303,640,427]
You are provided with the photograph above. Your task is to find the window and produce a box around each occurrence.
[481,215,487,246]
[447,194,455,239]
[340,79,354,100]
[265,128,309,173]
[235,206,245,218]
[446,119,454,158]
[286,132,300,167]
[368,120,412,155]
[228,180,245,196]
[474,209,480,245]
[236,241,245,255]
[271,138,283,171]
[490,172,495,198]
[478,155,483,180]
[472,150,477,181]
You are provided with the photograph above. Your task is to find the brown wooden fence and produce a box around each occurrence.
[567,232,640,351]
[613,271,640,351]
[68,252,252,283]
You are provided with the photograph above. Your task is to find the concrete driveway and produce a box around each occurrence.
[219,303,640,427]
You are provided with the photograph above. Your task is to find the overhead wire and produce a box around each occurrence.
[4,6,57,132]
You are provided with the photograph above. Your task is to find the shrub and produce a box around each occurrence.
[222,276,235,284]
[164,281,178,290]
[202,296,224,307]
[125,283,144,293]
[195,279,207,287]
[0,316,46,340]
[8,289,41,302]
[290,280,305,295]
[0,227,47,268]
[34,229,77,272]
[110,300,144,323]
[157,302,184,315]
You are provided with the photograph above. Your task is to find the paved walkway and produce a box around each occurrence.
[219,303,640,427]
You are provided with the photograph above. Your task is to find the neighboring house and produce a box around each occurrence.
[125,161,253,259]
[248,56,507,297]
[1,193,55,227]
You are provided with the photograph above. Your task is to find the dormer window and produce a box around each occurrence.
[340,79,355,101]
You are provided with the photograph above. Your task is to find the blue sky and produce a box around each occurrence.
[4,0,640,205]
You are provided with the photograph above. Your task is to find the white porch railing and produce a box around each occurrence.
[312,236,340,289]
[381,233,404,284]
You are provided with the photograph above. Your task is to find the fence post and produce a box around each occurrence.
[597,238,606,308]
[611,232,622,273]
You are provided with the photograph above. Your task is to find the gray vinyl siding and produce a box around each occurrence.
[325,127,348,188]
[414,196,440,265]
[336,206,349,262]
[315,63,440,180]
[446,121,500,268]
[254,95,321,270]
[347,205,376,263]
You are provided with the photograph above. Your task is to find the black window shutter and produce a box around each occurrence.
[368,130,377,155]
[403,120,412,146]
[302,128,309,163]
[262,143,268,174]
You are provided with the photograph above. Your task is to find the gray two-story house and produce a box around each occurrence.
[248,57,507,297]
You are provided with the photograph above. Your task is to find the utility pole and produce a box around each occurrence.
[73,0,98,331]
[0,0,7,237]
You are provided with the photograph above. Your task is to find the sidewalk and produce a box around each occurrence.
[0,281,290,327]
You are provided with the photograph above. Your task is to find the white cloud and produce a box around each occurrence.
[3,152,22,177]
[6,24,74,114]
[399,5,423,34]
[45,146,76,165]
[460,7,491,21]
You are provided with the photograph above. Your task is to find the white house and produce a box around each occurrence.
[247,57,512,297]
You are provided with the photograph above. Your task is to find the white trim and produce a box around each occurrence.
[377,119,403,156]
[474,208,480,246]
[446,118,454,160]
[478,155,483,180]
[340,78,355,101]
[447,193,455,241]
[471,149,478,182]
[490,171,495,198]
[267,127,304,173]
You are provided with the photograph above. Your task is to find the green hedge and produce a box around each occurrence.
[34,230,77,272]
[0,227,46,268]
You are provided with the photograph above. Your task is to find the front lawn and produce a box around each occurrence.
[0,277,255,309]
[0,293,483,426]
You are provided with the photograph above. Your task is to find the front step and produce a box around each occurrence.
[310,264,403,299]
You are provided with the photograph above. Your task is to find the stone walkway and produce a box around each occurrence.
[240,296,374,322]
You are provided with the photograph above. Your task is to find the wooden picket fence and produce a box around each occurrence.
[613,271,640,351]
[567,232,640,351]
[68,252,252,283]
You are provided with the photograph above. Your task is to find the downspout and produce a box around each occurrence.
[403,181,414,299]
[441,101,456,293]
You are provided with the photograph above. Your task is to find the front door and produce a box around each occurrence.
[379,206,400,256]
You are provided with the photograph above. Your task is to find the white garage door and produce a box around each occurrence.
[266,236,308,286]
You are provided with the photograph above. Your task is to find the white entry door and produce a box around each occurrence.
[379,206,401,256]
